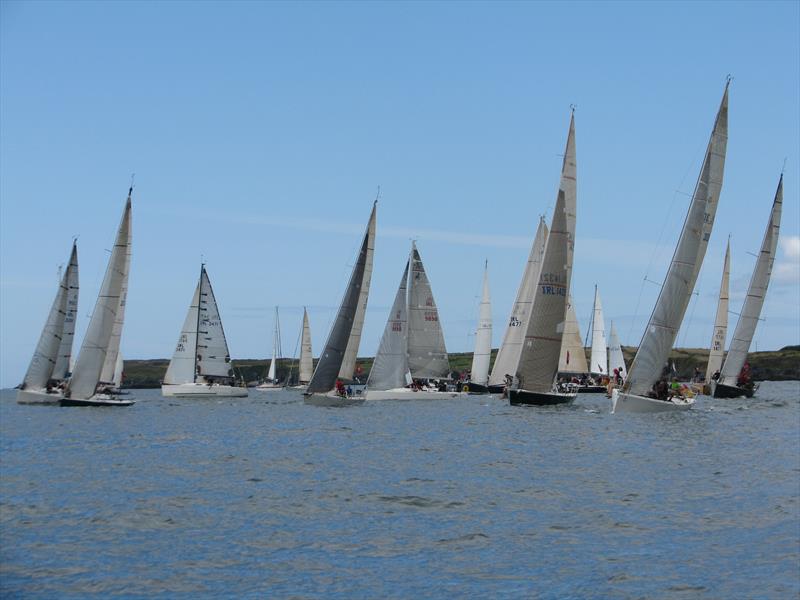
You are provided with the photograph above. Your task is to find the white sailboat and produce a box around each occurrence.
[298,307,313,385]
[304,201,376,406]
[255,306,283,391]
[612,82,729,414]
[162,264,248,398]
[711,175,782,399]
[466,261,492,393]
[17,242,79,404]
[363,245,460,401]
[488,217,548,393]
[588,285,608,376]
[61,188,134,407]
[558,296,589,376]
[704,238,731,385]
[509,111,577,406]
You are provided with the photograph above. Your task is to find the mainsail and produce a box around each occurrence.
[307,202,376,394]
[705,238,731,381]
[625,83,729,396]
[164,278,200,385]
[68,195,132,400]
[515,112,577,392]
[589,285,608,374]
[489,217,548,386]
[367,261,411,391]
[470,261,492,386]
[558,296,588,373]
[298,307,313,384]
[52,242,79,381]
[195,267,234,380]
[607,321,627,379]
[407,241,450,379]
[719,176,782,386]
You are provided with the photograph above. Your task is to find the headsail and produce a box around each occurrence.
[489,217,548,386]
[68,194,132,400]
[625,83,729,397]
[407,241,450,379]
[307,202,376,394]
[52,242,79,381]
[719,176,782,386]
[164,278,201,385]
[298,307,313,384]
[589,286,608,374]
[559,296,588,373]
[367,260,411,391]
[515,112,577,392]
[705,238,731,381]
[607,321,627,379]
[470,261,492,386]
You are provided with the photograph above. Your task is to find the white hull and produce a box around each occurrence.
[16,388,64,405]
[303,390,364,407]
[254,383,282,391]
[363,388,462,401]
[161,383,248,398]
[611,389,694,414]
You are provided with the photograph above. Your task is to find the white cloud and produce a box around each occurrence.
[773,235,800,285]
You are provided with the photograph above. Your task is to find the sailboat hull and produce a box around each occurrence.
[161,383,248,398]
[16,388,64,405]
[363,388,461,401]
[509,389,576,406]
[577,384,606,394]
[461,382,490,394]
[710,381,755,399]
[304,391,364,407]
[611,389,694,413]
[254,383,282,391]
[60,394,134,407]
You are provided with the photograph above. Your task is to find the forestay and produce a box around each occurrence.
[52,242,79,381]
[558,296,588,374]
[367,261,411,391]
[489,218,548,387]
[625,84,729,397]
[705,239,730,381]
[407,242,449,379]
[470,261,492,386]
[719,176,782,386]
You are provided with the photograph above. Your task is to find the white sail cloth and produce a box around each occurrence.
[705,239,730,381]
[367,261,411,391]
[559,297,588,373]
[470,262,492,386]
[298,308,313,384]
[607,321,627,379]
[719,176,782,386]
[625,84,729,397]
[52,243,79,381]
[589,286,607,374]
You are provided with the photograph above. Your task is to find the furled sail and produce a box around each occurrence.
[705,239,730,381]
[719,176,782,386]
[298,307,313,384]
[589,286,608,374]
[68,195,132,400]
[164,279,201,385]
[625,83,728,397]
[407,241,450,379]
[367,261,411,391]
[470,261,492,386]
[515,112,577,392]
[307,202,376,394]
[607,321,627,379]
[558,296,588,373]
[489,217,548,386]
[52,242,79,381]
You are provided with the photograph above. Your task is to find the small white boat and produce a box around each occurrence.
[162,381,247,398]
[363,387,461,401]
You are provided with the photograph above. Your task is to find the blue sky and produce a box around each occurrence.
[1,1,798,387]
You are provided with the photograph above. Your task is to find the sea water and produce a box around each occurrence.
[1,381,798,598]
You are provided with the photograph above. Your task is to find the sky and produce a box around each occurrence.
[1,1,798,388]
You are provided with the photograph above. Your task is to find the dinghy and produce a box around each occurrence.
[509,111,578,406]
[711,176,782,399]
[61,188,134,407]
[17,242,79,405]
[304,201,376,406]
[162,264,247,398]
[612,82,729,414]
[255,307,283,390]
[464,261,492,393]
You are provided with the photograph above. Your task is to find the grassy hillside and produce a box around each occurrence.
[120,346,800,388]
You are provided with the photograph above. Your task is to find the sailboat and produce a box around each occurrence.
[61,188,134,407]
[363,243,460,401]
[612,82,729,414]
[17,241,79,404]
[711,175,782,398]
[465,261,492,393]
[255,306,283,390]
[703,239,731,391]
[162,264,248,398]
[558,296,589,378]
[509,111,577,406]
[488,216,548,393]
[304,201,376,406]
[576,286,609,393]
[285,307,314,389]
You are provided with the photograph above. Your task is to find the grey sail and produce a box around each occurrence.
[607,321,627,379]
[196,266,235,380]
[51,242,79,381]
[705,238,730,381]
[307,202,376,394]
[515,113,577,392]
[489,217,548,386]
[367,261,411,391]
[298,308,313,384]
[407,241,449,379]
[164,279,201,385]
[68,195,132,400]
[625,84,729,397]
[21,246,73,389]
[719,176,782,387]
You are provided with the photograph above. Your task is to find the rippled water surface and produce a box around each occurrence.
[2,382,799,598]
